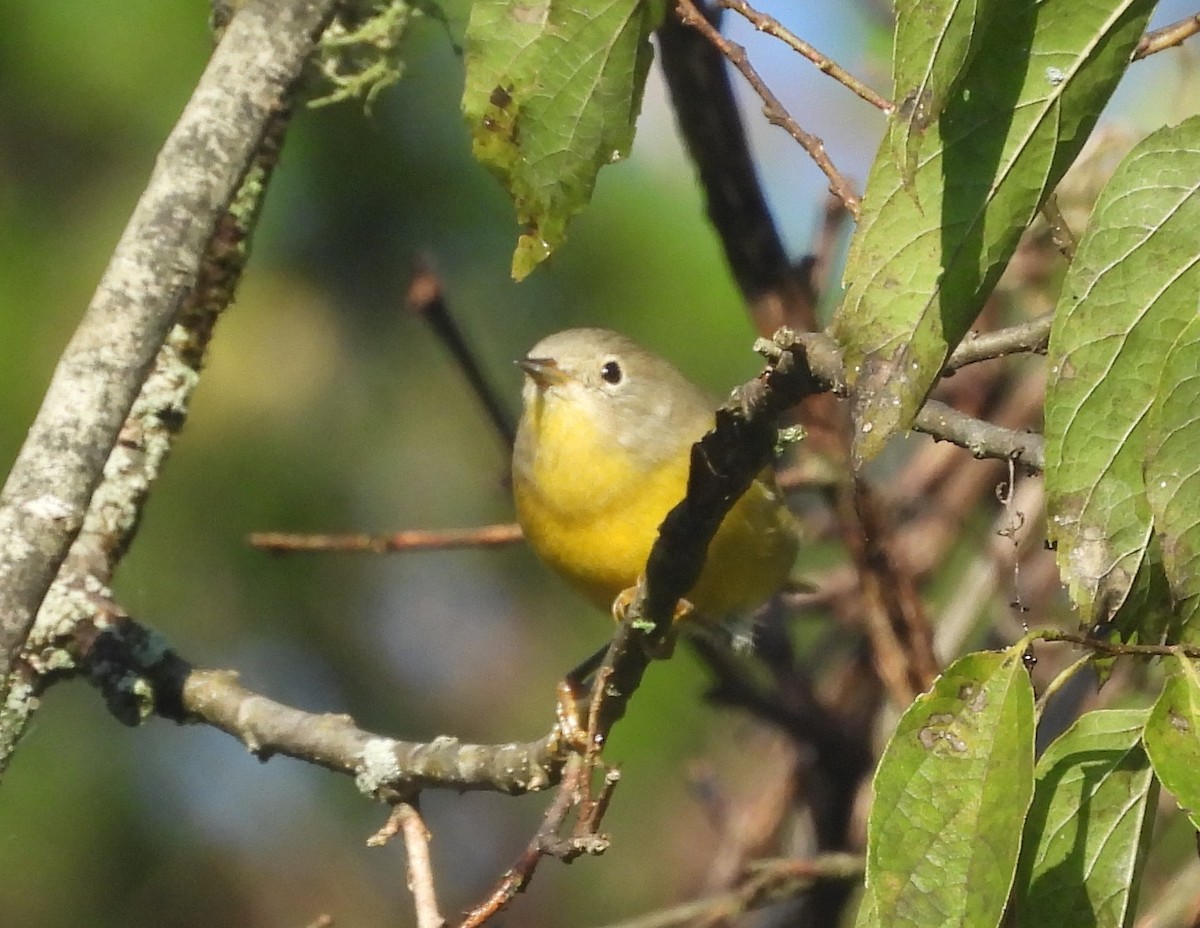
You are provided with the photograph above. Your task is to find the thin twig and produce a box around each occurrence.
[1134,13,1200,59]
[673,0,861,218]
[719,0,891,112]
[248,523,523,553]
[1038,196,1078,261]
[1039,630,1200,660]
[394,802,447,928]
[458,755,589,928]
[914,400,1045,472]
[945,314,1053,371]
[588,854,865,928]
[406,259,516,448]
[771,331,1047,472]
[657,8,815,330]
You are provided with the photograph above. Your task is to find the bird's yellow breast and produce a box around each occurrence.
[513,391,797,618]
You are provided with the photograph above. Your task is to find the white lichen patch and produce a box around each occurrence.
[356,737,403,795]
[22,494,76,522]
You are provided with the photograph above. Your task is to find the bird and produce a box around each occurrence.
[512,327,798,622]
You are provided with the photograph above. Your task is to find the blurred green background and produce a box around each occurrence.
[0,2,1195,926]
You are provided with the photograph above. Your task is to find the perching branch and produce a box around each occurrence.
[0,0,338,691]
[586,338,827,742]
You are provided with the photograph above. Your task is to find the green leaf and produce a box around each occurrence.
[462,0,657,280]
[1012,709,1157,928]
[1045,115,1200,638]
[833,0,1154,463]
[852,886,879,928]
[1145,313,1200,637]
[889,0,1000,183]
[1144,655,1200,831]
[862,650,1034,928]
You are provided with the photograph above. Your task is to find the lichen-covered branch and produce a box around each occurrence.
[73,611,565,797]
[0,0,338,698]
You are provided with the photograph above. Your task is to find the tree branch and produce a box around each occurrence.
[72,609,566,796]
[672,0,862,220]
[944,314,1053,371]
[1134,12,1200,59]
[248,523,524,553]
[0,0,338,686]
[782,331,1046,472]
[718,0,891,112]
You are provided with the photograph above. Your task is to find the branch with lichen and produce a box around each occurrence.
[0,0,337,775]
[308,0,418,110]
[72,606,566,797]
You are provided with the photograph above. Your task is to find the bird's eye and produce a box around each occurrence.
[600,360,623,385]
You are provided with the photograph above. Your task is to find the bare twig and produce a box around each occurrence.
[407,259,516,448]
[0,0,338,687]
[656,8,816,332]
[771,331,1047,472]
[459,755,592,928]
[945,314,1053,371]
[588,854,865,928]
[673,0,861,218]
[387,802,446,928]
[1134,13,1200,59]
[719,0,891,112]
[914,400,1044,472]
[1038,630,1200,660]
[248,523,523,553]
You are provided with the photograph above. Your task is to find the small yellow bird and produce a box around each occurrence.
[512,328,799,620]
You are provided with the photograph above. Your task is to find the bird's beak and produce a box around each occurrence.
[516,356,569,388]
